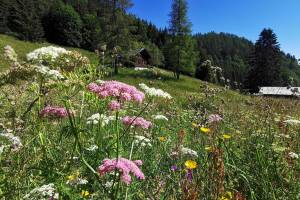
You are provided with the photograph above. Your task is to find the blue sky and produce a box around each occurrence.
[129,0,300,59]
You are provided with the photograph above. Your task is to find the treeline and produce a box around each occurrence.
[195,32,300,88]
[0,0,169,67]
[0,0,299,89]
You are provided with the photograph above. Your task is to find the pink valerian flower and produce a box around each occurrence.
[87,81,145,103]
[108,100,121,111]
[98,158,145,185]
[122,116,152,129]
[207,114,223,123]
[40,106,68,118]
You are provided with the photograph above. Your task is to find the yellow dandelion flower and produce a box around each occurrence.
[200,127,211,134]
[185,160,197,169]
[67,171,79,181]
[205,146,212,151]
[67,174,76,181]
[219,191,233,200]
[81,190,90,198]
[222,134,231,140]
[158,136,166,142]
[192,122,198,128]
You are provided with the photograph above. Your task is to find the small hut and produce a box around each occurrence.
[128,48,151,67]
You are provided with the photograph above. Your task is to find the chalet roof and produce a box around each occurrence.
[259,87,300,96]
[129,48,151,60]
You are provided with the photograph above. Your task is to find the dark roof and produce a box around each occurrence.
[129,48,151,60]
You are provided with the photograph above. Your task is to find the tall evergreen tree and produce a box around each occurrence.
[167,0,197,79]
[245,28,282,93]
[43,2,82,47]
[109,0,133,74]
[7,0,45,41]
[0,0,11,33]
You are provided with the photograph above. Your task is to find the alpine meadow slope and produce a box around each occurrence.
[0,34,299,199]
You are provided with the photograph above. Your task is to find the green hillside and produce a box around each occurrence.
[0,34,99,72]
[0,35,299,199]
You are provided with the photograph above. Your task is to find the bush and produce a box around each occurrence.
[43,2,82,47]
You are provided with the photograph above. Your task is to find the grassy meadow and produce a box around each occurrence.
[0,35,299,200]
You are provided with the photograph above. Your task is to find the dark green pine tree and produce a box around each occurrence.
[109,0,133,74]
[7,0,45,41]
[43,2,82,47]
[167,0,197,79]
[245,28,282,93]
[0,0,11,33]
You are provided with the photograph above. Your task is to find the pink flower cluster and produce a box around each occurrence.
[40,106,68,118]
[87,81,145,103]
[98,158,145,185]
[108,100,121,111]
[207,114,223,123]
[122,116,152,129]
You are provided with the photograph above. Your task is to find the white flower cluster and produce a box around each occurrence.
[23,183,59,200]
[134,67,150,71]
[283,119,300,125]
[4,45,18,63]
[35,65,64,80]
[139,83,172,99]
[180,146,198,157]
[134,135,152,147]
[288,152,299,159]
[86,144,99,151]
[27,46,70,62]
[86,113,114,127]
[0,129,23,152]
[66,177,88,186]
[152,114,168,121]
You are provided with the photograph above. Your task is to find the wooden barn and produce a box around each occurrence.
[128,48,152,67]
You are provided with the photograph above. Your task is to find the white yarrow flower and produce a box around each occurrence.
[288,152,299,159]
[0,130,23,151]
[139,83,172,99]
[27,46,70,62]
[86,144,99,151]
[86,113,114,127]
[134,135,152,147]
[152,114,168,121]
[284,119,300,125]
[34,65,64,80]
[180,146,198,157]
[23,183,59,200]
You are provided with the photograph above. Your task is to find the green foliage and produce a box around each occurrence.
[81,14,102,50]
[5,0,45,41]
[167,0,197,79]
[194,32,253,84]
[168,0,191,35]
[246,28,282,92]
[43,2,83,47]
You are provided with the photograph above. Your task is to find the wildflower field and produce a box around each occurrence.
[0,35,300,200]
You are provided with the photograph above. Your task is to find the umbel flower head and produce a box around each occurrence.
[207,114,223,123]
[122,116,152,129]
[139,83,172,99]
[98,158,145,185]
[87,81,145,103]
[40,106,68,118]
